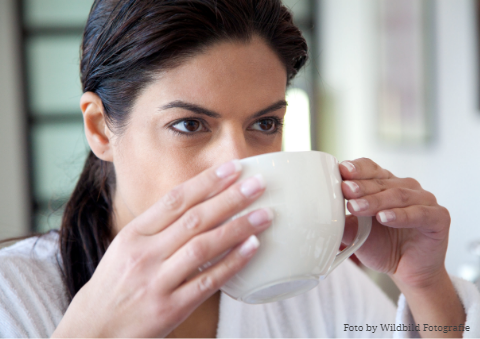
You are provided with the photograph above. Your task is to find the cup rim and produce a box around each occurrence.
[238,150,337,163]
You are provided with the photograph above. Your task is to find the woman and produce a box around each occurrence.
[0,0,478,337]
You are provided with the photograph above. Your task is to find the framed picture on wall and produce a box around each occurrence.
[377,0,435,145]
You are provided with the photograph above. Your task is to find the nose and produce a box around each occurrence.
[210,127,252,164]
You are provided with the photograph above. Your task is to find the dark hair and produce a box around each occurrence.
[60,0,308,299]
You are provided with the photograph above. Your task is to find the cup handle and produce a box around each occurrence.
[320,216,372,279]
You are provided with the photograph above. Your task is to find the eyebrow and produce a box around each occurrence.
[158,99,288,119]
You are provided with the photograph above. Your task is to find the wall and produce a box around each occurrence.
[320,0,480,274]
[0,0,29,239]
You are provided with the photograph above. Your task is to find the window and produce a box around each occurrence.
[21,0,93,232]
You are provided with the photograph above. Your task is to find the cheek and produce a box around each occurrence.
[111,131,208,216]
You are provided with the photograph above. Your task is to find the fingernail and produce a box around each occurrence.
[240,174,266,197]
[350,199,369,212]
[216,159,242,178]
[239,235,260,258]
[344,181,359,193]
[248,208,274,227]
[378,210,396,223]
[341,161,355,173]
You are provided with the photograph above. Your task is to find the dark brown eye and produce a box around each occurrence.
[253,118,275,132]
[171,119,203,134]
[183,120,200,132]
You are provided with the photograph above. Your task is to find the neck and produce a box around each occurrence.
[166,290,221,338]
[111,189,137,238]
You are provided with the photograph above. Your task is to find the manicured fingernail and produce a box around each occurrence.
[216,159,242,178]
[344,181,359,193]
[341,161,355,172]
[248,208,274,227]
[378,211,396,223]
[350,199,369,212]
[239,235,260,257]
[240,174,266,197]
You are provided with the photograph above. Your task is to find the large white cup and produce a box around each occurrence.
[200,151,371,304]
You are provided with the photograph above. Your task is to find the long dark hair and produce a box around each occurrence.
[61,0,308,300]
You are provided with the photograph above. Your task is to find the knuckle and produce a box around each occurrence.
[401,208,411,225]
[197,274,217,292]
[419,206,431,224]
[181,209,202,230]
[374,178,387,191]
[393,187,410,205]
[353,158,365,171]
[116,226,135,244]
[186,239,208,262]
[405,177,421,189]
[361,157,377,170]
[162,185,184,211]
[124,250,148,275]
[212,224,228,240]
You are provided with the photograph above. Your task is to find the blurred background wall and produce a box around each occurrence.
[0,0,29,239]
[319,0,480,282]
[1,0,479,298]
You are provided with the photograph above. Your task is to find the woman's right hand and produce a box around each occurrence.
[51,159,272,338]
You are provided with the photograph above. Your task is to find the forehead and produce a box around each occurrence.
[138,36,287,114]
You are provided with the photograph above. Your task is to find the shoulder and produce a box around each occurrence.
[1,230,59,262]
[0,231,65,289]
[0,231,69,337]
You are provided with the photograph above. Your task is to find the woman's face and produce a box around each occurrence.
[110,36,287,231]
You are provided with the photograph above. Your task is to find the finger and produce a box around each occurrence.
[342,177,422,200]
[341,214,358,246]
[169,233,261,313]
[376,205,450,234]
[346,187,438,216]
[159,208,273,292]
[154,174,267,259]
[132,159,243,236]
[340,158,394,181]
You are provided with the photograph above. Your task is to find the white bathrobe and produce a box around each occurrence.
[0,231,478,338]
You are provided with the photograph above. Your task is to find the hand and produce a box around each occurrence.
[339,158,451,288]
[52,160,272,337]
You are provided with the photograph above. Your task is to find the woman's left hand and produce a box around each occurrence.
[339,158,451,288]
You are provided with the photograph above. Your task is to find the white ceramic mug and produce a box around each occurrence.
[199,151,371,304]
